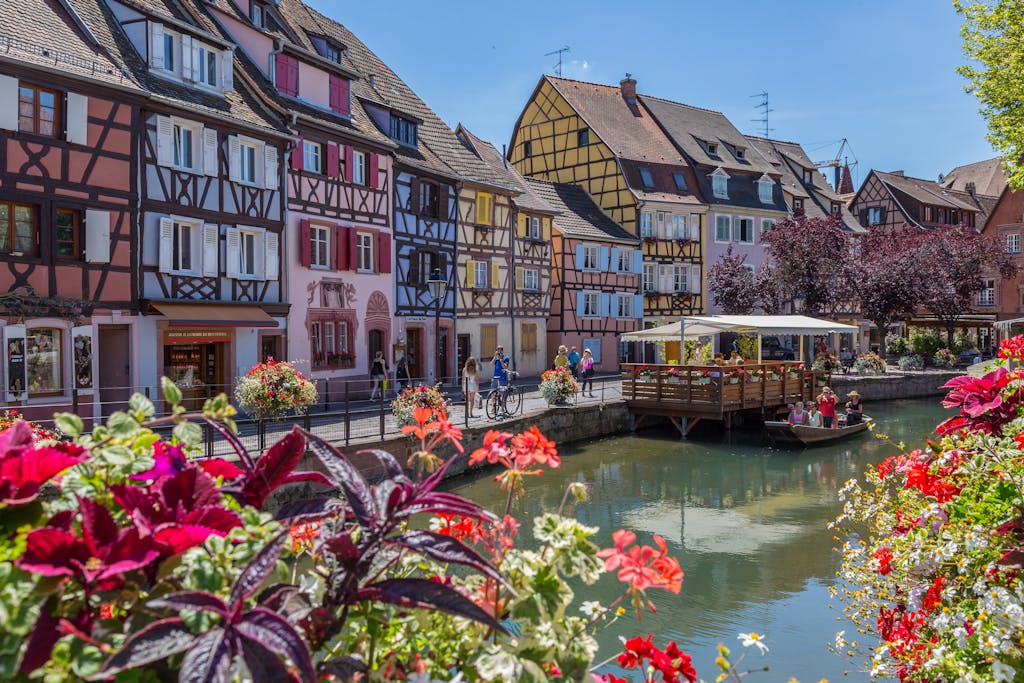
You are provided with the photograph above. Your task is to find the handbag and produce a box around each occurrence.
[382,379,389,390]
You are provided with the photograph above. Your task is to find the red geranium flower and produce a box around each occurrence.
[0,420,86,506]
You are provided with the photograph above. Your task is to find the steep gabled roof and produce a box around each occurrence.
[456,126,555,213]
[941,157,1007,197]
[524,179,636,244]
[876,171,984,213]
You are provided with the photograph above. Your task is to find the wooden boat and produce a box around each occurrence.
[764,415,872,446]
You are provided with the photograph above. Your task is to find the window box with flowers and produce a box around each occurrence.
[665,366,682,383]
[633,364,653,381]
[750,369,764,382]
[728,368,748,384]
[697,369,713,385]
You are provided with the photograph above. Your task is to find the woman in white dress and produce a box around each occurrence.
[463,357,479,418]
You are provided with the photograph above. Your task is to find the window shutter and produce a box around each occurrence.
[491,261,499,290]
[633,250,643,274]
[158,217,173,273]
[225,227,240,278]
[264,145,278,190]
[264,230,279,281]
[347,228,358,271]
[326,143,340,178]
[3,324,27,402]
[438,184,450,219]
[84,210,110,264]
[689,214,701,240]
[329,75,350,115]
[659,265,672,293]
[731,218,741,242]
[575,244,584,269]
[343,145,353,183]
[156,115,173,167]
[202,223,219,276]
[408,251,420,285]
[599,293,611,317]
[542,217,551,241]
[575,292,585,318]
[335,225,348,271]
[690,266,701,295]
[70,325,95,394]
[299,219,311,268]
[221,49,234,91]
[377,232,391,273]
[180,34,194,81]
[879,207,887,224]
[465,259,476,288]
[609,248,619,271]
[859,208,868,226]
[410,178,420,214]
[633,294,644,318]
[228,135,241,182]
[290,137,303,170]
[0,75,14,130]
[368,153,379,189]
[202,127,218,176]
[149,22,164,69]
[516,214,527,238]
[66,93,89,145]
[514,266,524,290]
[599,246,610,270]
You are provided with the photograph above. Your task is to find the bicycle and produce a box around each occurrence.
[485,373,522,420]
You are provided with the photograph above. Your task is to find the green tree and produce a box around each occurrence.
[955,0,1024,189]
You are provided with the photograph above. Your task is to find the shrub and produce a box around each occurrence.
[855,352,886,375]
[897,354,923,370]
[933,348,956,368]
[540,366,579,403]
[812,354,842,374]
[234,357,318,419]
[908,327,944,357]
[886,336,910,356]
[951,331,975,354]
[391,383,448,427]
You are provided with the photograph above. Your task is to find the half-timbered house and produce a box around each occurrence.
[508,75,708,334]
[0,0,145,421]
[848,169,998,232]
[79,0,291,406]
[199,0,397,392]
[524,178,642,371]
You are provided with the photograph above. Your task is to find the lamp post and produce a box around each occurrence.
[426,268,448,385]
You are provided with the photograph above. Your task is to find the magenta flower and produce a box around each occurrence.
[939,367,1021,434]
[0,421,86,506]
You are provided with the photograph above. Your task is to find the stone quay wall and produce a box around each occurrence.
[828,370,959,401]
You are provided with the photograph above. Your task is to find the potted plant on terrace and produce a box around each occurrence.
[727,368,747,384]
[855,352,886,375]
[391,383,448,427]
[540,366,579,405]
[665,366,682,382]
[750,368,764,382]
[634,364,653,380]
[787,363,804,379]
[234,357,318,420]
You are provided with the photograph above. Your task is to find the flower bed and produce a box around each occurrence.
[390,383,448,427]
[540,366,579,403]
[234,357,318,419]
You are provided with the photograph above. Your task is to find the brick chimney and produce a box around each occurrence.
[620,73,637,104]
[890,170,905,177]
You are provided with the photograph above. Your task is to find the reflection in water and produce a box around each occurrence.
[444,398,950,681]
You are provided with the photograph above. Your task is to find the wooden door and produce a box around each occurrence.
[481,325,497,361]
[98,325,130,415]
[368,330,384,369]
[406,329,422,381]
[438,327,449,383]
[457,334,470,378]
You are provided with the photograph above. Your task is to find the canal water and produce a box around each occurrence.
[444,397,951,681]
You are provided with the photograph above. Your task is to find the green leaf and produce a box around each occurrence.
[173,421,202,447]
[162,377,182,407]
[53,413,83,438]
[107,412,138,438]
[129,393,155,420]
[100,445,135,467]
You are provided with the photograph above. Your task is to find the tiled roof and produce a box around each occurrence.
[456,126,555,213]
[0,0,140,90]
[524,179,637,244]
[618,159,704,206]
[876,171,983,212]
[941,157,1007,197]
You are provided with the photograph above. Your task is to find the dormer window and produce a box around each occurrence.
[149,23,232,93]
[639,167,654,190]
[711,168,729,199]
[734,146,746,160]
[706,142,719,156]
[672,171,688,192]
[324,41,346,64]
[250,2,266,28]
[390,115,417,146]
[802,168,813,184]
[757,175,773,204]
[831,202,842,216]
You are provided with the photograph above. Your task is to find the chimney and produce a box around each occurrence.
[890,170,905,177]
[837,164,855,194]
[620,73,637,104]
[966,181,977,198]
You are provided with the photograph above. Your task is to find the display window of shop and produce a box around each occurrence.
[310,317,355,369]
[27,328,62,396]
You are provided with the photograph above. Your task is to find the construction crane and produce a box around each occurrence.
[812,138,858,192]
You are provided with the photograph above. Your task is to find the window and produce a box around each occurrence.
[758,178,773,204]
[582,292,600,316]
[474,260,489,288]
[673,215,687,239]
[55,209,79,259]
[734,217,754,244]
[642,263,656,292]
[794,198,804,211]
[867,206,883,225]
[979,279,996,306]
[523,140,532,158]
[673,265,688,293]
[18,84,59,137]
[352,151,367,185]
[520,322,538,353]
[617,248,633,272]
[761,218,774,233]
[419,182,439,218]
[303,141,322,174]
[706,142,718,156]
[390,115,417,145]
[163,33,176,72]
[734,146,746,160]
[577,129,589,146]
[172,220,194,272]
[831,202,842,216]
[26,328,61,396]
[0,201,38,256]
[712,171,728,199]
[715,215,731,242]
[196,44,218,88]
[324,42,345,64]
[310,225,330,268]
[416,251,436,284]
[311,319,354,368]
[250,3,265,27]
[239,229,259,277]
[524,268,539,291]
[527,216,541,240]
[640,212,653,238]
[639,167,654,190]
[239,140,258,184]
[617,294,633,318]
[356,232,374,272]
[1009,234,1021,254]
[582,245,599,270]
[475,192,492,226]
[173,122,199,170]
[310,322,322,363]
[672,171,688,192]
[802,169,813,184]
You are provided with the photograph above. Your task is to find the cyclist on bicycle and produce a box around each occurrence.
[491,346,511,391]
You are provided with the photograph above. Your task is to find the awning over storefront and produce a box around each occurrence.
[150,303,278,328]
[620,315,858,342]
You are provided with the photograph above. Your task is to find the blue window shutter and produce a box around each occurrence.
[575,244,584,269]
[634,293,644,318]
[609,247,619,271]
[633,249,643,274]
[600,292,611,317]
[599,246,610,271]
[576,292,585,317]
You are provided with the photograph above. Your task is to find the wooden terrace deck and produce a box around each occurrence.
[621,363,830,436]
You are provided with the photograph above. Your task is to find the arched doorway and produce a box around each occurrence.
[368,330,384,368]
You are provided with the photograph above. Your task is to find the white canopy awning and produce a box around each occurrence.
[620,315,858,342]
[994,317,1024,330]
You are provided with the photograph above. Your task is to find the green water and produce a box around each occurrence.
[444,398,951,681]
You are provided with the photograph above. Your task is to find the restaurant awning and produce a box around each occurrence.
[150,303,278,328]
[994,316,1024,330]
[620,315,857,342]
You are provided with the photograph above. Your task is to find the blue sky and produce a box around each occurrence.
[308,0,993,188]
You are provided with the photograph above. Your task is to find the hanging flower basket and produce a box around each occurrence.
[391,384,449,427]
[234,358,318,420]
[540,367,578,404]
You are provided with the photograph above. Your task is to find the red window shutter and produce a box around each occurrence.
[335,225,348,271]
[377,231,391,273]
[326,143,339,178]
[299,219,311,267]
[368,153,379,189]
[276,55,298,97]
[348,228,359,271]
[343,145,353,183]
[290,137,303,171]
[329,75,350,115]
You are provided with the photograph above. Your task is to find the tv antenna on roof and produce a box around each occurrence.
[750,90,773,138]
[545,46,570,77]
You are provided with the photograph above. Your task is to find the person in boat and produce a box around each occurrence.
[805,402,823,428]
[787,401,808,425]
[816,386,838,429]
[845,390,864,425]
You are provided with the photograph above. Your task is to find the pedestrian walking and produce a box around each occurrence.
[395,356,411,390]
[579,348,595,397]
[463,357,479,418]
[568,346,581,379]
[553,345,570,370]
[369,350,388,400]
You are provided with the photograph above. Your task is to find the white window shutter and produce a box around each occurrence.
[264,230,279,281]
[202,127,218,176]
[158,217,173,273]
[149,22,164,70]
[84,210,110,263]
[70,325,95,395]
[156,115,173,167]
[264,145,279,190]
[690,266,701,295]
[228,135,241,182]
[66,93,89,145]
[180,34,194,81]
[0,75,16,131]
[221,49,234,91]
[3,324,27,402]
[225,227,240,279]
[202,223,219,276]
[689,214,701,240]
[659,265,672,293]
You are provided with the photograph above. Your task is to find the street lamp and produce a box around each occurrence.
[426,267,448,384]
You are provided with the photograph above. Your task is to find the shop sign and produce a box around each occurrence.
[164,329,232,344]
[4,324,26,401]
[72,325,95,393]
